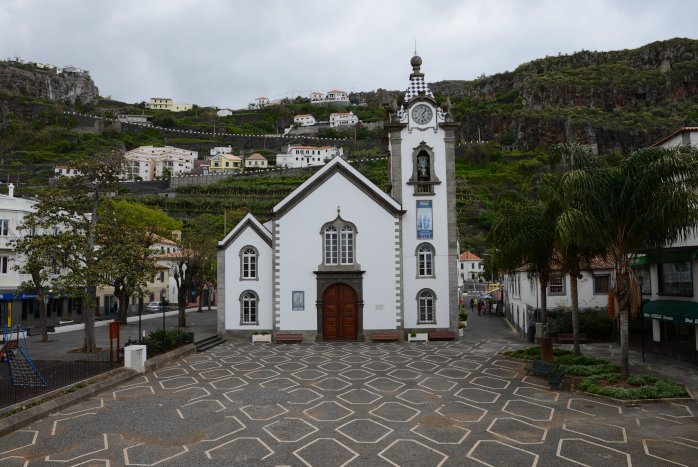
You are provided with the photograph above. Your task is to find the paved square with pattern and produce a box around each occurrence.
[1,331,697,466]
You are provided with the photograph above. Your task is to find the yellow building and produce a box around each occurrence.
[209,154,243,173]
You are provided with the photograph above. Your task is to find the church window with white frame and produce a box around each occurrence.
[322,218,357,267]
[416,243,434,277]
[324,226,338,264]
[417,289,436,324]
[340,225,354,264]
[240,291,258,324]
[240,246,258,280]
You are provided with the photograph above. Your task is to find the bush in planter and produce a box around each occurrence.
[142,329,190,357]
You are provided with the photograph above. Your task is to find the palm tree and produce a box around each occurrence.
[489,195,556,328]
[585,145,697,379]
[545,144,607,356]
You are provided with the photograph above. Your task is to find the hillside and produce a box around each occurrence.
[1,38,696,254]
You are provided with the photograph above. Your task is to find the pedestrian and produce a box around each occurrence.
[470,298,474,311]
[477,301,482,315]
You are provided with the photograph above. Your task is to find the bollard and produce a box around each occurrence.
[124,345,147,373]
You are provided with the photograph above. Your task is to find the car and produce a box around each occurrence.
[146,301,163,312]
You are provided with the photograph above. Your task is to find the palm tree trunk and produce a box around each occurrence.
[540,279,548,337]
[619,306,630,380]
[569,272,581,356]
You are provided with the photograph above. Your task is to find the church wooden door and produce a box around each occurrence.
[322,284,358,340]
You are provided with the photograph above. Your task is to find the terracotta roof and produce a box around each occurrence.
[295,114,313,118]
[56,165,77,169]
[247,153,267,160]
[651,127,698,147]
[328,90,346,93]
[460,251,481,261]
[291,146,332,150]
[311,92,323,94]
[514,254,614,272]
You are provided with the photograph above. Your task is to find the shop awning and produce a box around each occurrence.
[642,300,698,325]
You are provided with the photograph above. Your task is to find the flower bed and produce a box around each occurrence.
[578,373,689,399]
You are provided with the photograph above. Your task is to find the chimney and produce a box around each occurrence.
[8,183,14,198]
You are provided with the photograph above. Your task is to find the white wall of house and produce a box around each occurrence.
[124,146,197,180]
[294,115,316,126]
[273,172,399,331]
[330,112,359,127]
[221,226,273,331]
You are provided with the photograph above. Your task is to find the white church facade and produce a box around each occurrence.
[217,56,460,341]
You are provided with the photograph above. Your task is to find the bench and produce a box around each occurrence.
[275,333,302,344]
[428,331,456,341]
[525,359,566,388]
[371,332,399,342]
[556,333,588,344]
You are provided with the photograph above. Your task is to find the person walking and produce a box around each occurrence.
[477,300,482,315]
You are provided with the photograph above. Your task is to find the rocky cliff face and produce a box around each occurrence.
[361,38,698,154]
[0,63,99,105]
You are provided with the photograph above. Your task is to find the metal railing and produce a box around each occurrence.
[0,349,120,410]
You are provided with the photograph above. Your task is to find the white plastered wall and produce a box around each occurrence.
[222,226,273,330]
[275,172,399,331]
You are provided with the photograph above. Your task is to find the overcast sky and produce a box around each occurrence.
[1,0,696,109]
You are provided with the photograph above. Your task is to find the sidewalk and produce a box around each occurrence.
[15,306,218,362]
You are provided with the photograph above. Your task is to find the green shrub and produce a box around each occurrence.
[564,363,620,376]
[545,307,614,341]
[578,373,688,399]
[142,329,190,357]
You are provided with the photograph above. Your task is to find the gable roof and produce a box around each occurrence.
[218,213,272,250]
[651,127,698,147]
[460,251,481,261]
[272,157,403,218]
[247,153,267,161]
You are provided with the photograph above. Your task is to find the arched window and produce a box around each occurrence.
[240,291,258,324]
[417,289,436,324]
[416,243,434,277]
[409,142,440,195]
[324,226,338,265]
[240,246,258,280]
[417,151,430,181]
[341,225,354,264]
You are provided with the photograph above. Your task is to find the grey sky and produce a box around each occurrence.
[1,0,696,109]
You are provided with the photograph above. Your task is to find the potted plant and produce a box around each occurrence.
[458,321,466,336]
[408,330,428,342]
[252,331,272,343]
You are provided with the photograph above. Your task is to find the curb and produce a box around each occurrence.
[0,344,197,436]
[0,368,138,437]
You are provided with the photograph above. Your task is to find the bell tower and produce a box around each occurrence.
[385,55,460,334]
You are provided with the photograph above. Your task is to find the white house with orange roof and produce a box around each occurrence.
[459,251,483,281]
[249,97,270,110]
[276,145,343,168]
[294,114,316,126]
[330,111,359,128]
[245,153,268,169]
[652,126,698,148]
[326,90,348,101]
[309,92,324,102]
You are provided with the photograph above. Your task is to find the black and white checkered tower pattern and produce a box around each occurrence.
[404,55,434,102]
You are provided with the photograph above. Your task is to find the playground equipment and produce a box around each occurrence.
[1,325,47,387]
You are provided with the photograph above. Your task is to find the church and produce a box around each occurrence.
[217,56,460,341]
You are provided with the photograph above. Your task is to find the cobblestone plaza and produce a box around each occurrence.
[1,321,696,466]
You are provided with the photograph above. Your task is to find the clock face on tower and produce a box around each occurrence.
[411,104,433,125]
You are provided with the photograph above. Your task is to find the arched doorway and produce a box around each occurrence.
[322,284,358,340]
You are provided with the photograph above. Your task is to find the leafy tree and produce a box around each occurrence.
[99,200,182,324]
[561,144,698,379]
[22,150,125,352]
[11,225,63,341]
[183,214,222,311]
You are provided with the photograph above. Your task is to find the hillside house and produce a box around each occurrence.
[54,166,80,178]
[124,146,197,180]
[276,146,343,168]
[145,98,193,112]
[329,112,359,127]
[210,146,233,156]
[117,114,152,125]
[209,153,243,173]
[294,114,316,126]
[245,153,268,169]
[249,97,270,110]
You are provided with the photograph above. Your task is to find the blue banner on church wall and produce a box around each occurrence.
[416,200,433,239]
